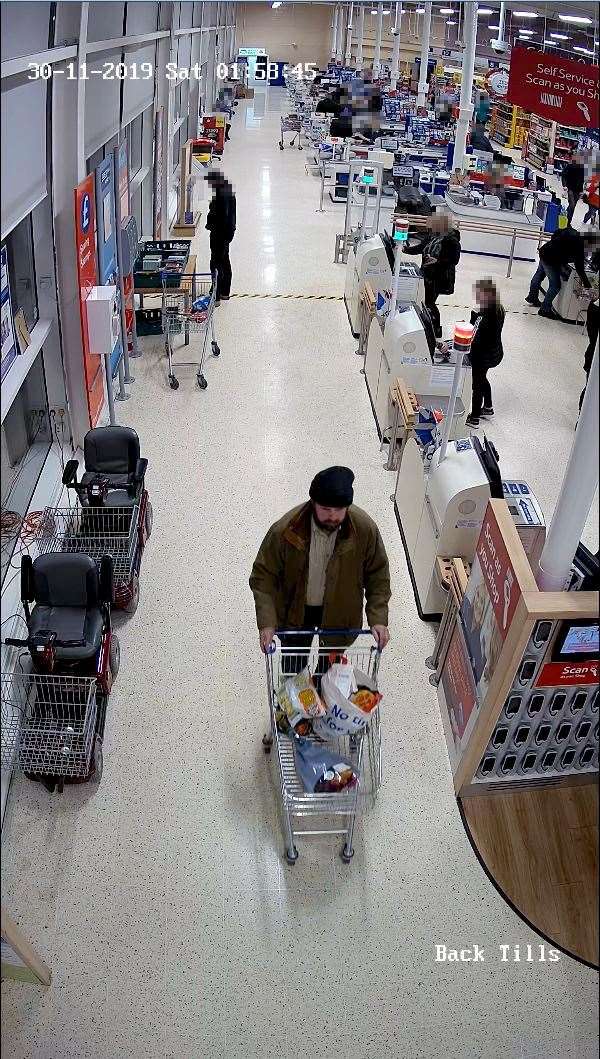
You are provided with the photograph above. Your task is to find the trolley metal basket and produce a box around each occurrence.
[161,271,220,390]
[263,629,382,864]
[279,114,303,150]
[1,670,100,783]
[30,499,149,612]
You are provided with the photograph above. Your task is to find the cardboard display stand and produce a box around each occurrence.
[172,139,203,237]
[430,499,599,796]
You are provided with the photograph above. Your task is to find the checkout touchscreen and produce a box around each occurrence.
[552,620,600,664]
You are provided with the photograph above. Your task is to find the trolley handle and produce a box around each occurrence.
[3,636,86,648]
[275,627,373,637]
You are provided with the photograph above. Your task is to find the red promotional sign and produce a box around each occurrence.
[475,506,520,642]
[441,627,477,749]
[507,47,599,128]
[536,660,599,688]
[74,176,104,427]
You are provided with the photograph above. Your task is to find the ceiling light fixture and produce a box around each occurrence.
[550,32,570,40]
[559,14,593,25]
[513,11,538,18]
[477,8,495,14]
[573,45,595,55]
[446,19,457,24]
[518,29,535,35]
[488,23,500,29]
[439,8,455,14]
[271,1,282,8]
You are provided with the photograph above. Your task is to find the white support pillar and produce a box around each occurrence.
[373,2,384,77]
[345,2,354,64]
[356,3,365,69]
[331,4,339,59]
[497,1,506,45]
[336,4,346,62]
[536,346,599,591]
[390,2,402,90]
[453,0,478,171]
[416,1,432,109]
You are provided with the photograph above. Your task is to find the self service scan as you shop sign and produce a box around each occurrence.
[507,47,599,128]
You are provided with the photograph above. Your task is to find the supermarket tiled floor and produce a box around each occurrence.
[1,89,598,1059]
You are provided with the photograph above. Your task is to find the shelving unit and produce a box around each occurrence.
[490,101,529,150]
[522,115,585,174]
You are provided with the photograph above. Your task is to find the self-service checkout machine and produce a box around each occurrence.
[345,229,396,337]
[393,322,545,620]
[335,159,392,267]
[363,225,468,449]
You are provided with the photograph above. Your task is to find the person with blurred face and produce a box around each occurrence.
[403,210,461,338]
[465,278,505,429]
[205,169,236,304]
[250,467,391,656]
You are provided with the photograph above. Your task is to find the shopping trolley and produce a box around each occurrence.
[263,628,382,864]
[279,114,303,151]
[161,271,221,390]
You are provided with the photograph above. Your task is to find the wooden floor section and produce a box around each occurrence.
[461,782,599,967]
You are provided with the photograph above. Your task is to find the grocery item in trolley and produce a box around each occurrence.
[315,660,381,738]
[293,736,359,794]
[276,667,325,734]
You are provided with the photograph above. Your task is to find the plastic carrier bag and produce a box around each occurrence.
[315,661,380,738]
[293,736,358,794]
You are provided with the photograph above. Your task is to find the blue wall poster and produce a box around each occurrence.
[1,245,18,382]
[95,156,123,378]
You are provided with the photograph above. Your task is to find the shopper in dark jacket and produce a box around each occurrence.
[465,279,505,428]
[404,211,461,337]
[562,154,585,223]
[526,226,593,320]
[205,170,236,302]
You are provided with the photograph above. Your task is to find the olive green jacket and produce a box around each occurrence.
[249,502,391,632]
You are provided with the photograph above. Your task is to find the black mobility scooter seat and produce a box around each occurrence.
[25,553,106,661]
[82,426,142,495]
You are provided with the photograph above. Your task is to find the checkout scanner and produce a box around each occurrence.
[365,299,470,447]
[395,432,545,620]
[345,230,396,337]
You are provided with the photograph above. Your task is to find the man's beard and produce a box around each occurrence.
[313,510,341,533]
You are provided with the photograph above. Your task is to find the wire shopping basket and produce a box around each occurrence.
[1,670,98,780]
[263,628,382,864]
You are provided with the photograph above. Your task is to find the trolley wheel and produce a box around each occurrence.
[144,499,153,539]
[298,145,303,151]
[285,848,299,865]
[109,632,120,680]
[425,655,435,670]
[169,375,179,390]
[123,574,140,616]
[340,845,354,864]
[90,737,103,783]
[279,142,284,150]
[197,374,208,390]
[262,733,273,754]
[212,341,221,357]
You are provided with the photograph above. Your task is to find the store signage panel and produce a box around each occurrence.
[95,157,122,378]
[74,175,104,427]
[1,245,18,382]
[536,660,599,688]
[507,47,599,128]
[440,624,478,770]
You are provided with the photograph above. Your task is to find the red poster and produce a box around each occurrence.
[536,660,599,688]
[507,47,599,128]
[74,176,104,427]
[441,627,477,749]
[475,506,520,641]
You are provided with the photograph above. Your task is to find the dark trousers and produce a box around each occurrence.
[424,278,442,337]
[471,366,493,418]
[279,605,325,677]
[209,237,232,299]
[566,189,579,223]
[528,260,562,311]
[579,302,600,410]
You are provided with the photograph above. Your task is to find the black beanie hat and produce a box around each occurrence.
[309,466,354,508]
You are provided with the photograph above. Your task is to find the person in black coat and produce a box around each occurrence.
[562,154,585,224]
[465,278,505,429]
[205,170,236,303]
[579,297,599,412]
[403,211,461,337]
[526,226,594,320]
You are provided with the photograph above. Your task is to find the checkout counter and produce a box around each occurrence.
[443,159,546,262]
